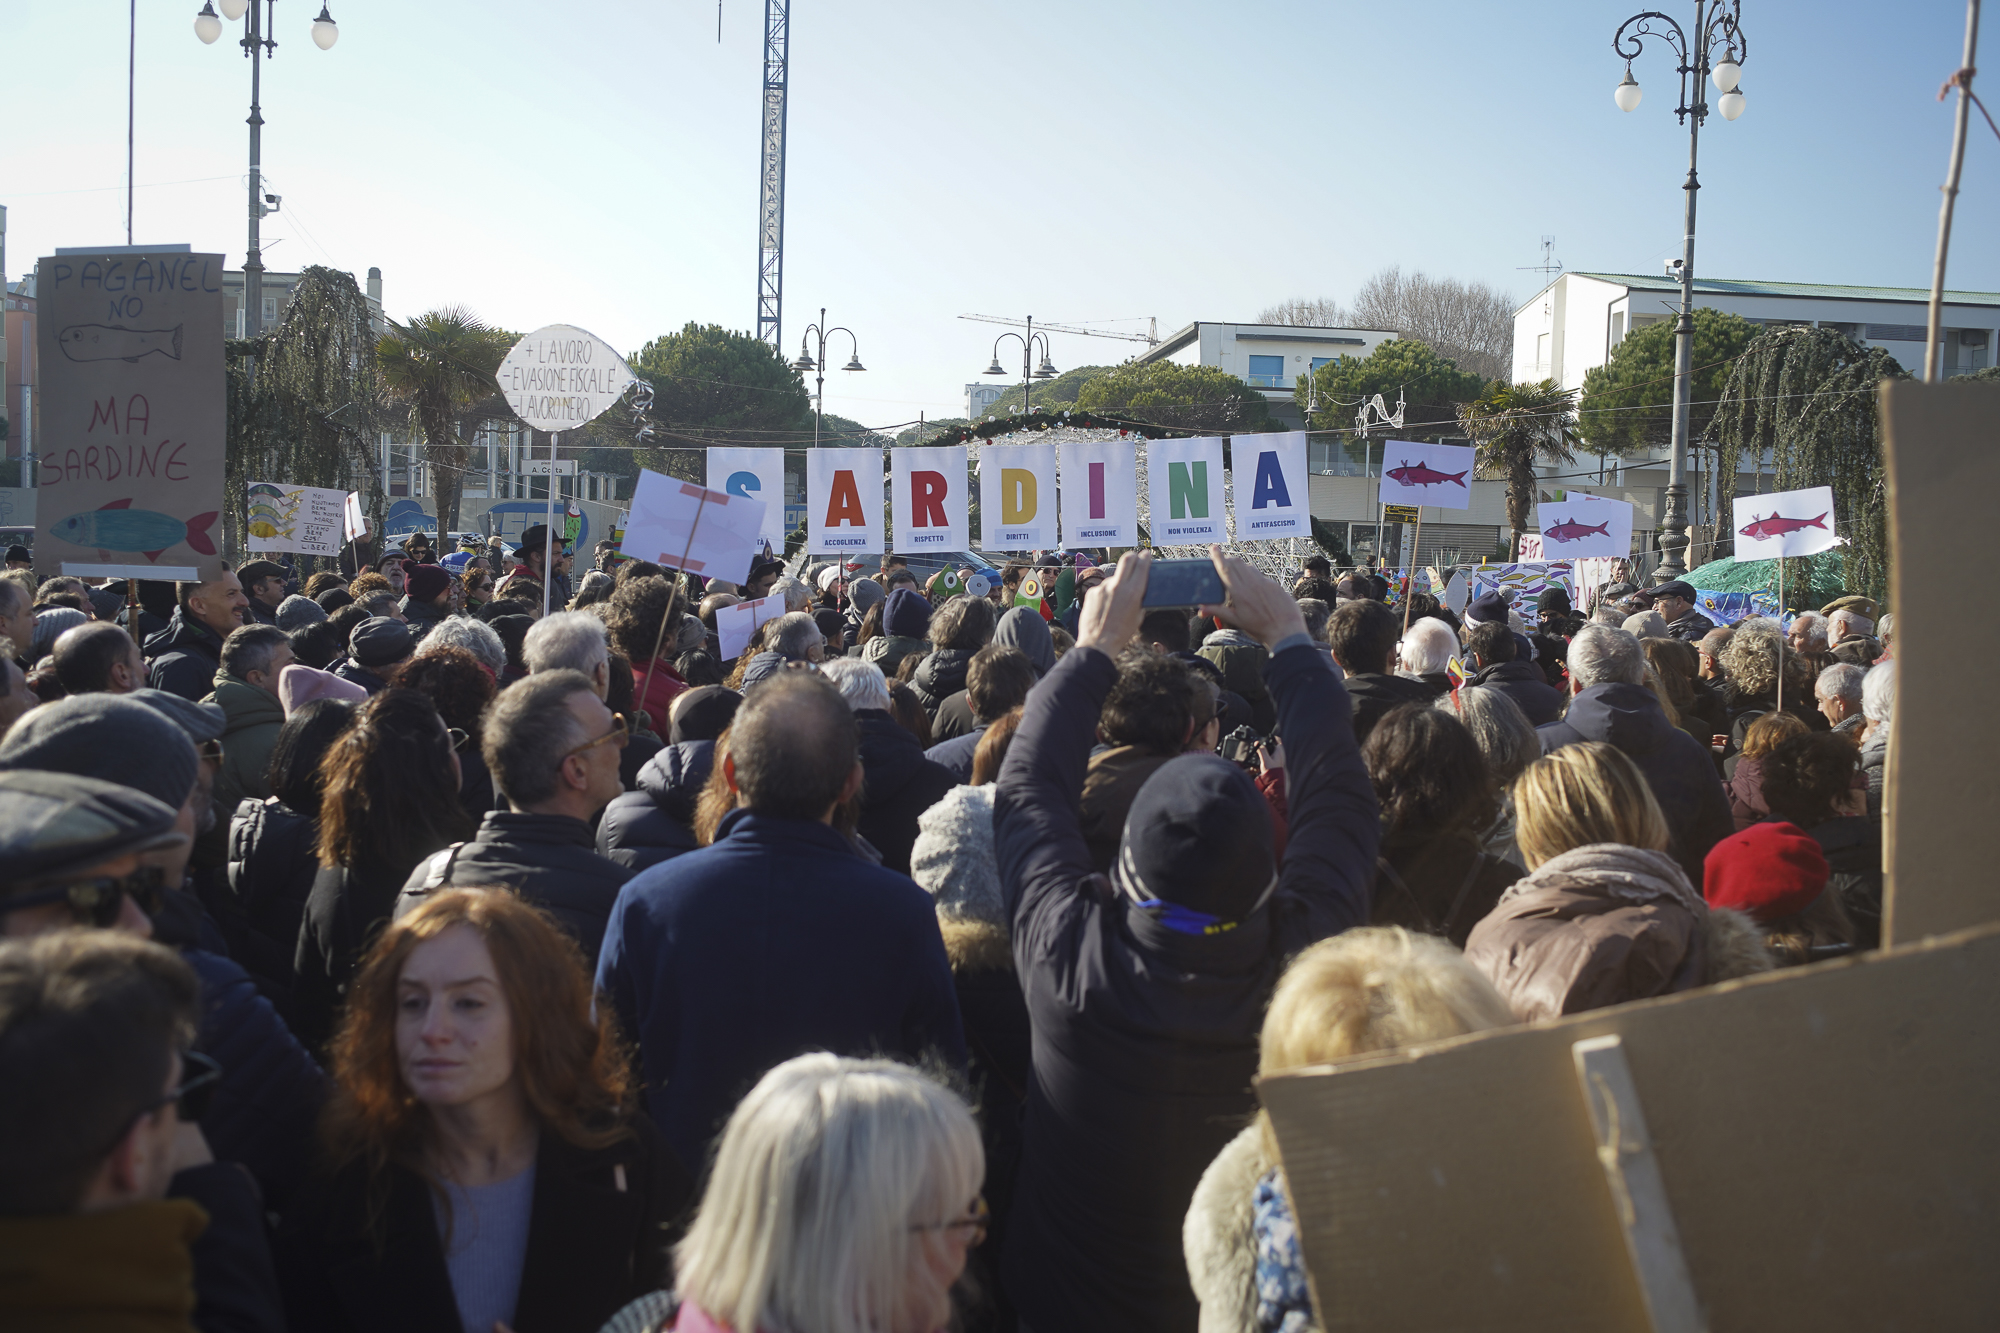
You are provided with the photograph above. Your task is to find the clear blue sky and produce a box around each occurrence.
[5,0,1993,430]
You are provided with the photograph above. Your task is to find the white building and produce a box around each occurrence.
[1514,270,2000,392]
[1135,320,1400,429]
[965,381,1008,419]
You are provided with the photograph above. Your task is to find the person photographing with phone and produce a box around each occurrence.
[993,546,1380,1332]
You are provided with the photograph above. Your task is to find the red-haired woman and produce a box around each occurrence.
[276,889,692,1333]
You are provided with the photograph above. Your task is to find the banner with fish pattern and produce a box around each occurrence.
[245,482,351,556]
[1470,561,1574,626]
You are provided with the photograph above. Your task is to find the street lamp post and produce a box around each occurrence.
[981,316,1058,416]
[194,0,339,340]
[1612,1,1747,583]
[791,307,866,446]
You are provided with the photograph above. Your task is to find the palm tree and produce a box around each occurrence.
[1458,379,1581,557]
[376,307,512,535]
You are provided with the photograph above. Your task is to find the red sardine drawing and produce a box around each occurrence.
[1739,511,1828,541]
[1385,459,1468,489]
[1542,517,1611,543]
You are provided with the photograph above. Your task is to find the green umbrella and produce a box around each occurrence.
[1684,551,1851,611]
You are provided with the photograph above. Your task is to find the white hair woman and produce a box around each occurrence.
[1395,616,1458,697]
[598,1053,987,1333]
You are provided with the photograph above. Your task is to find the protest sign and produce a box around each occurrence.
[807,449,883,554]
[707,447,788,548]
[622,469,767,581]
[1145,436,1228,545]
[1534,494,1633,559]
[343,491,371,543]
[978,442,1058,552]
[1059,440,1138,548]
[245,482,349,556]
[891,445,969,553]
[1734,484,1840,557]
[1235,430,1311,540]
[715,594,784,660]
[34,250,227,580]
[1378,440,1475,510]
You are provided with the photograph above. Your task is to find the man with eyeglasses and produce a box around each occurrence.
[0,928,283,1331]
[396,669,635,962]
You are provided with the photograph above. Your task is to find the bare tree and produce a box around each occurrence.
[1349,266,1515,383]
[1256,296,1349,327]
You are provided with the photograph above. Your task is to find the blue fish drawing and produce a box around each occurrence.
[54,500,218,560]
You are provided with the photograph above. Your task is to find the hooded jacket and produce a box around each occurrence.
[1538,682,1736,887]
[205,674,285,813]
[395,810,636,963]
[225,796,322,1009]
[854,709,958,874]
[909,646,975,719]
[1467,658,1565,727]
[1183,1124,1281,1333]
[993,639,1378,1333]
[596,740,715,873]
[995,605,1056,675]
[1198,629,1276,733]
[1463,842,1770,1021]
[145,609,226,703]
[1339,670,1436,745]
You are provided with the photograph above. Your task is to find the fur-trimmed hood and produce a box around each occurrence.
[1184,1125,1283,1333]
[939,918,1013,975]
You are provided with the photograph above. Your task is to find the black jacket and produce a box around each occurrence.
[993,641,1379,1332]
[910,647,974,718]
[293,858,426,1054]
[274,1119,690,1333]
[224,797,322,1011]
[1720,682,1830,757]
[1372,834,1521,946]
[1341,670,1436,744]
[331,660,391,695]
[854,709,957,875]
[146,609,226,702]
[1468,658,1566,726]
[1811,815,1884,950]
[1667,608,1717,642]
[1539,682,1736,888]
[931,689,979,743]
[173,1161,285,1333]
[396,811,634,963]
[597,741,713,874]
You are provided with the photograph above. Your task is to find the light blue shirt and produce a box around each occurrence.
[431,1162,537,1333]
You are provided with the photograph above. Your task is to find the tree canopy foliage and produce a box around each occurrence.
[1578,308,1758,456]
[1712,326,1905,601]
[975,365,1110,419]
[377,307,514,533]
[1458,379,1581,554]
[1298,339,1488,442]
[1074,361,1272,433]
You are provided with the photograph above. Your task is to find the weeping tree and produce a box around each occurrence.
[1711,326,1906,603]
[377,308,515,534]
[1458,379,1581,556]
[225,266,391,561]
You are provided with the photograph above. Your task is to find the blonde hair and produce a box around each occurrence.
[673,1054,984,1333]
[1512,742,1668,869]
[1256,928,1512,1159]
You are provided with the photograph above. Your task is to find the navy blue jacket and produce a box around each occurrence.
[597,741,712,873]
[1539,681,1735,887]
[1469,658,1566,727]
[925,726,987,784]
[854,709,957,875]
[993,640,1379,1333]
[146,609,225,702]
[595,810,967,1175]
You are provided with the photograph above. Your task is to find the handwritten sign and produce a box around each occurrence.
[245,481,350,556]
[34,250,227,580]
[623,469,767,581]
[715,594,784,660]
[496,325,636,432]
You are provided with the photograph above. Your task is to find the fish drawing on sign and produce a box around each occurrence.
[248,521,281,538]
[1385,459,1468,489]
[57,324,185,363]
[247,483,289,500]
[53,500,218,560]
[1740,511,1828,541]
[1542,517,1612,544]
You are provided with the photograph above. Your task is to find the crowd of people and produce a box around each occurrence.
[0,529,1894,1333]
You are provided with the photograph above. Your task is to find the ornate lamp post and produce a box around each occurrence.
[981,316,1058,415]
[1612,1,1748,582]
[194,0,340,340]
[791,307,866,447]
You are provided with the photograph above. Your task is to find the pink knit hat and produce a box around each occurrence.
[278,664,367,717]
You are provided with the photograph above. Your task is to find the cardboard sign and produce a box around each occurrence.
[34,250,228,579]
[807,449,883,554]
[1378,439,1475,510]
[978,442,1058,552]
[714,593,784,660]
[622,469,767,581]
[1236,430,1312,540]
[706,447,788,548]
[245,482,349,556]
[1059,440,1138,548]
[1535,494,1634,559]
[891,445,969,553]
[1734,483,1840,558]
[1146,436,1229,545]
[496,325,635,433]
[342,491,371,542]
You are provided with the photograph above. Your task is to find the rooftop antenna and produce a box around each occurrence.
[1520,235,1563,275]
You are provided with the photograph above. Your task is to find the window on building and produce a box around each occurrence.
[1309,356,1337,372]
[263,296,278,323]
[1609,312,1626,347]
[1246,354,1285,388]
[1535,332,1551,371]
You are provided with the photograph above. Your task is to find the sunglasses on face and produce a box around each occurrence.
[3,864,168,927]
[93,1048,223,1163]
[563,713,629,761]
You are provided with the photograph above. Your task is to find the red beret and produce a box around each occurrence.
[1703,821,1829,923]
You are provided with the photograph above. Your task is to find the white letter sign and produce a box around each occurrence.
[1236,430,1311,541]
[706,447,788,549]
[1060,439,1138,548]
[1146,436,1229,544]
[891,445,968,553]
[807,449,883,555]
[978,442,1058,552]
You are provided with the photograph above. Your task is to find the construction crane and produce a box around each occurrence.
[958,313,1159,346]
[756,0,789,348]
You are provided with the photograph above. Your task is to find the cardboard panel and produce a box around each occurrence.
[1879,381,2000,944]
[1261,924,2000,1332]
